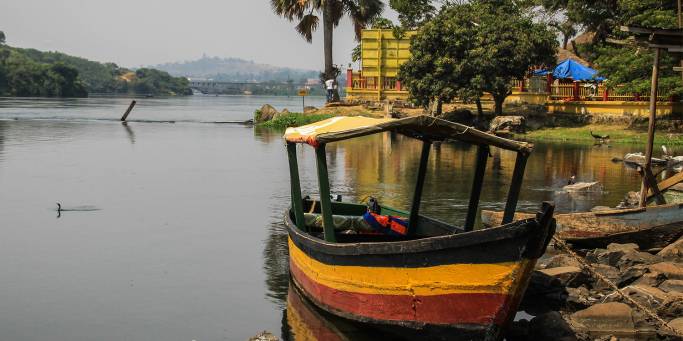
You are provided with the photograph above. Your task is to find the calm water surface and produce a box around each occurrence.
[0,96,650,340]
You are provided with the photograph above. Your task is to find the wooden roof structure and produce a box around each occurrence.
[619,26,683,207]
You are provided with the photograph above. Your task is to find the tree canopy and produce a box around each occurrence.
[399,0,557,116]
[537,0,682,98]
[389,0,436,29]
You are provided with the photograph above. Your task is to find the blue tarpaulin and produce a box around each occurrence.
[533,59,605,82]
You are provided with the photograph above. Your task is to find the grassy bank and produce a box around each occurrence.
[518,125,683,146]
[260,112,336,129]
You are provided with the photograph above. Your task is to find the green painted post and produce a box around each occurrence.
[315,144,336,242]
[408,140,432,235]
[287,142,306,231]
[464,145,489,232]
[502,152,529,224]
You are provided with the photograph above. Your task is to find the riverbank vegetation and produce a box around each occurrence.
[259,112,335,129]
[0,31,191,97]
[520,125,683,146]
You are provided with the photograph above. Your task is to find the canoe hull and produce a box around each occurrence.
[481,203,683,250]
[285,208,555,340]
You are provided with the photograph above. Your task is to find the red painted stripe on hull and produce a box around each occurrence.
[290,259,514,326]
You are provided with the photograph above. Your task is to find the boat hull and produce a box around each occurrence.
[481,203,683,250]
[285,208,555,340]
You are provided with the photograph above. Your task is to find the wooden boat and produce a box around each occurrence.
[481,172,683,250]
[283,116,556,340]
[481,204,683,250]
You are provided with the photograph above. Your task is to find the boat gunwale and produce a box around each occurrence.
[284,210,539,256]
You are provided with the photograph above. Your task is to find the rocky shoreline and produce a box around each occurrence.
[514,237,683,340]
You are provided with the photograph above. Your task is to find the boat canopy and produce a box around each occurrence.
[284,115,532,153]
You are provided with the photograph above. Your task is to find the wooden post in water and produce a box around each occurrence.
[287,143,306,231]
[502,152,529,224]
[640,48,662,207]
[120,100,137,121]
[408,140,432,235]
[315,145,336,242]
[464,145,489,232]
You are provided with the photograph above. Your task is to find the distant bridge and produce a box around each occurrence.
[189,80,317,95]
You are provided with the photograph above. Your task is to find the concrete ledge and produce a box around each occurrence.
[547,101,682,117]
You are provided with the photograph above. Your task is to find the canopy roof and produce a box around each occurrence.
[283,115,533,153]
[534,59,604,82]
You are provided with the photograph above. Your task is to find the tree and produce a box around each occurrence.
[389,0,436,29]
[270,0,383,102]
[0,31,5,45]
[543,0,681,98]
[399,0,557,116]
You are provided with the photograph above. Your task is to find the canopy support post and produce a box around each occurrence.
[287,142,306,232]
[502,152,529,224]
[315,144,336,242]
[640,47,662,207]
[464,145,489,232]
[408,140,432,235]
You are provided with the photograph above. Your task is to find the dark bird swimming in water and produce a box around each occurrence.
[567,175,576,185]
[55,203,100,212]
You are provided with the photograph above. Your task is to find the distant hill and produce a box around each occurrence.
[0,44,191,97]
[152,56,319,83]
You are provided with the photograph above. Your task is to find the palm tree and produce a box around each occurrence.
[271,0,384,101]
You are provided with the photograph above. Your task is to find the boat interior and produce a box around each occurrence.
[293,197,462,243]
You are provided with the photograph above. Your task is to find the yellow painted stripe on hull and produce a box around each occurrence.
[289,238,530,296]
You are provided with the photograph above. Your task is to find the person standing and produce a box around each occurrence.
[325,78,335,102]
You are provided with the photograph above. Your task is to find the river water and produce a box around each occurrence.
[0,96,652,340]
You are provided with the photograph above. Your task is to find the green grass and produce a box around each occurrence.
[259,112,336,129]
[518,125,683,146]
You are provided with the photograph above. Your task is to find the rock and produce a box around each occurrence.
[634,271,668,287]
[566,286,593,311]
[649,262,683,280]
[592,264,621,290]
[616,250,661,270]
[607,243,640,252]
[668,317,683,335]
[539,266,589,287]
[657,294,683,320]
[660,279,683,293]
[618,265,649,287]
[570,302,636,334]
[586,248,622,267]
[440,109,474,125]
[249,331,279,341]
[274,108,291,119]
[541,254,583,269]
[617,191,641,209]
[528,311,578,341]
[614,285,670,309]
[520,271,568,314]
[489,115,526,133]
[563,181,603,193]
[303,106,318,113]
[256,104,279,122]
[505,319,530,341]
[658,237,683,261]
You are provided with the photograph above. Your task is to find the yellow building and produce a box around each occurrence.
[345,29,416,101]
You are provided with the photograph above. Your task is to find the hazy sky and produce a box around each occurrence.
[1,0,398,70]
